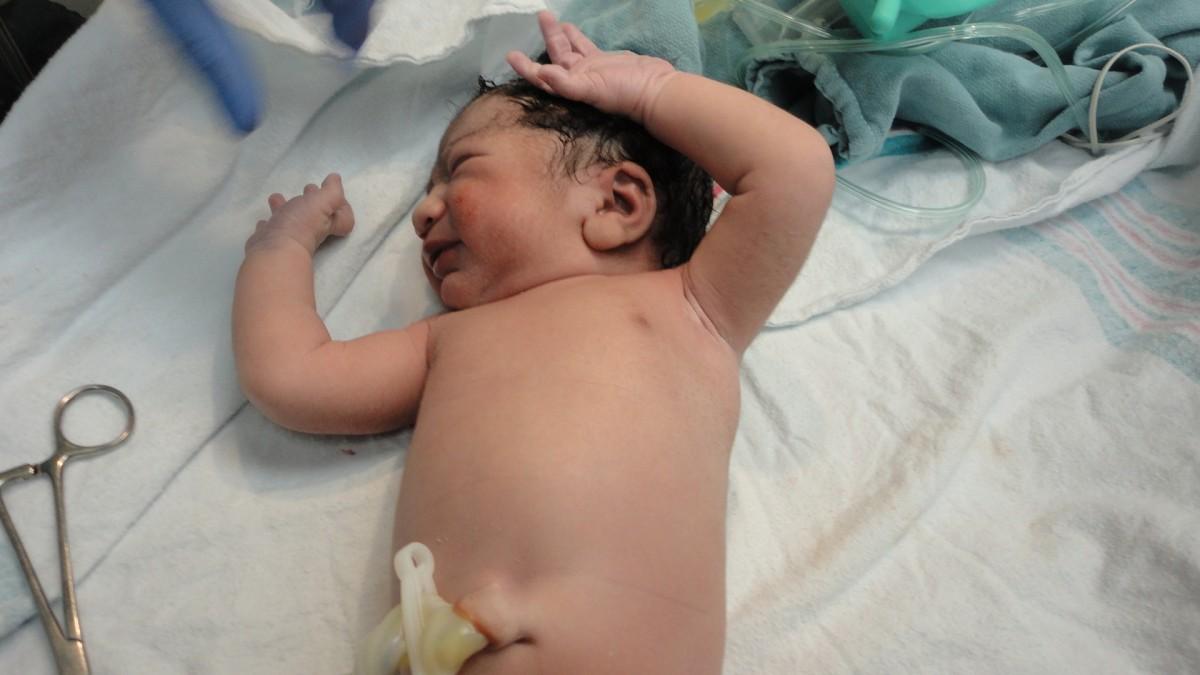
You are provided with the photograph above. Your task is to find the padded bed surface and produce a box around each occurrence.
[0,0,1197,672]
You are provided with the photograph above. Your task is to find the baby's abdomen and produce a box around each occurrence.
[397,369,732,566]
[395,372,733,672]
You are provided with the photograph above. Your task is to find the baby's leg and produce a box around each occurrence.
[457,573,725,675]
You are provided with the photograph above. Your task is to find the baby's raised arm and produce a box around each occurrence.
[232,174,429,434]
[509,13,835,354]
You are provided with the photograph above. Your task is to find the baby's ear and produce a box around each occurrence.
[582,162,657,253]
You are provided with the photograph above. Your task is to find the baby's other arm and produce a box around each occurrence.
[233,174,429,435]
[652,75,834,354]
[509,14,835,354]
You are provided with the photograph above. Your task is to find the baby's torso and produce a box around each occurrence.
[395,269,740,633]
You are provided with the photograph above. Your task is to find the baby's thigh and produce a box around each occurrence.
[460,573,724,675]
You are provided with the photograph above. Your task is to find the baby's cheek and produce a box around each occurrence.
[450,190,480,228]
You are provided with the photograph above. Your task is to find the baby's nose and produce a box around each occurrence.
[412,189,446,238]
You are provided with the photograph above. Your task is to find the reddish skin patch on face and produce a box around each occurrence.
[451,192,477,225]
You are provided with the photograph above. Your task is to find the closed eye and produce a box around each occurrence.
[448,153,478,176]
[424,156,472,194]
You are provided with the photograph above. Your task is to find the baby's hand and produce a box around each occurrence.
[246,173,355,256]
[506,12,678,126]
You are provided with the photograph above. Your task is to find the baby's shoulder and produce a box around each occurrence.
[566,270,734,354]
[562,268,694,318]
[427,270,736,374]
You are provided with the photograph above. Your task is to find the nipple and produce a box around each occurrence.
[355,543,488,675]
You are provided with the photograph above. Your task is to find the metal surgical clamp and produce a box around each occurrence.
[0,385,136,675]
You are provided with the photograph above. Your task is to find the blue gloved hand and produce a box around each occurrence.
[143,0,376,134]
[321,0,375,53]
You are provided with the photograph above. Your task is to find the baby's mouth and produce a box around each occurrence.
[423,240,456,273]
[425,242,461,280]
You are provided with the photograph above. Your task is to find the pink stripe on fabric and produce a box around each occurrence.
[1035,219,1200,341]
[1095,199,1200,272]
[1112,192,1200,249]
[1054,214,1200,315]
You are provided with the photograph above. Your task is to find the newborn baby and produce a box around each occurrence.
[232,12,833,674]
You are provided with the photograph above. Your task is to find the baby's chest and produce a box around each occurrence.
[429,278,736,398]
[410,280,741,512]
[405,279,741,555]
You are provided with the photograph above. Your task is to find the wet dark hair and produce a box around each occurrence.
[469,73,713,269]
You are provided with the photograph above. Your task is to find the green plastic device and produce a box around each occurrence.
[838,0,998,40]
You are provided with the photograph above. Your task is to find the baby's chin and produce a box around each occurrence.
[435,272,535,310]
[422,264,473,310]
[432,274,480,311]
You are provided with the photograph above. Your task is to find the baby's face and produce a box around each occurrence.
[412,96,589,310]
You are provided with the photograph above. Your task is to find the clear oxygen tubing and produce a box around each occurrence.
[836,127,985,222]
[965,0,1140,54]
[733,0,838,40]
[734,21,1096,221]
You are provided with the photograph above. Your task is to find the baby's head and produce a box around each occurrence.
[413,75,713,309]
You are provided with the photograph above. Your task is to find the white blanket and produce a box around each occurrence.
[1,0,1197,672]
[726,162,1200,673]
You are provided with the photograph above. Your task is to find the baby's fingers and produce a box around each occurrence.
[296,173,346,215]
[317,173,354,237]
[321,172,344,195]
[536,63,594,101]
[329,202,355,237]
[268,193,286,213]
[507,51,552,91]
[538,11,576,65]
[562,21,598,57]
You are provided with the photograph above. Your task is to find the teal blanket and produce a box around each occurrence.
[563,0,703,74]
[702,0,1199,162]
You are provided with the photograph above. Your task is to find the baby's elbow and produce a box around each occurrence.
[238,366,311,432]
[779,132,835,221]
[811,145,836,218]
[800,128,836,198]
[238,368,279,418]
